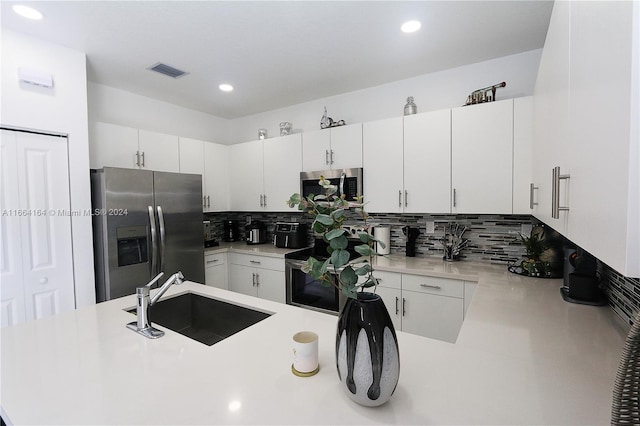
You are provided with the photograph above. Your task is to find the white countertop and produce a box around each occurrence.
[0,259,627,425]
[204,241,307,258]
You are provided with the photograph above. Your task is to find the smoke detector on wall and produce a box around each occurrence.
[147,62,189,79]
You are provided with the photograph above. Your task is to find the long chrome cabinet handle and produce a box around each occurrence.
[157,206,166,272]
[206,259,219,264]
[402,298,406,316]
[453,188,457,207]
[249,260,261,265]
[263,194,267,207]
[330,150,334,165]
[148,206,158,275]
[206,195,210,208]
[252,273,256,286]
[420,283,442,290]
[551,166,570,219]
[259,194,264,207]
[398,190,402,207]
[405,190,408,207]
[141,151,145,168]
[529,183,539,210]
[395,297,399,315]
[136,151,141,167]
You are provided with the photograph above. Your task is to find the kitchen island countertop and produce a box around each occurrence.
[0,261,627,425]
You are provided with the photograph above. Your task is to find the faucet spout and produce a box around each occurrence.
[150,271,185,306]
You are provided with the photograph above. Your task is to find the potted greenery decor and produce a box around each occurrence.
[287,177,399,407]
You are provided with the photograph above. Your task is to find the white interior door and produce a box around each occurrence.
[1,130,75,325]
[0,130,26,326]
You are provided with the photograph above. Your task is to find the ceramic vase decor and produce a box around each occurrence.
[336,292,399,407]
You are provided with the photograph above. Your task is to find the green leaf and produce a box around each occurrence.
[331,209,346,220]
[330,249,350,269]
[316,214,334,226]
[354,244,374,257]
[361,277,378,288]
[329,235,348,250]
[376,239,386,249]
[357,231,374,244]
[339,266,357,286]
[325,228,346,240]
[312,221,325,233]
[342,284,357,299]
[354,263,372,276]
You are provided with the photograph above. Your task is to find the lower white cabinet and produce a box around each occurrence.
[228,253,285,303]
[374,270,473,343]
[204,253,228,289]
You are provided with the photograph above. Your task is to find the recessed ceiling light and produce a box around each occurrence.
[219,84,233,92]
[13,4,43,20]
[401,20,421,33]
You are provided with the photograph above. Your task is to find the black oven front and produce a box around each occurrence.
[285,258,346,316]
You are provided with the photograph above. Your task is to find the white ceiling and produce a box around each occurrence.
[1,1,553,119]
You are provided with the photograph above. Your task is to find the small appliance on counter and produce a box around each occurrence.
[274,222,308,249]
[402,226,420,257]
[245,221,267,245]
[223,220,240,242]
[561,247,606,305]
[373,226,391,255]
[203,220,218,248]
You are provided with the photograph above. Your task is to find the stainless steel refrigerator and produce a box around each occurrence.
[91,167,204,302]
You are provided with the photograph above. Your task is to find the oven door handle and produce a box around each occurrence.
[339,172,346,197]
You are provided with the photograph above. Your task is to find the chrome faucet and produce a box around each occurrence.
[126,271,184,339]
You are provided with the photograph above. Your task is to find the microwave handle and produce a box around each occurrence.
[339,172,346,197]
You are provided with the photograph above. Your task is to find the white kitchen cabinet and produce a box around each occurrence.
[228,253,285,303]
[204,252,228,289]
[0,130,75,327]
[533,1,639,277]
[302,123,362,171]
[179,137,229,212]
[229,140,264,211]
[451,99,514,214]
[404,109,452,213]
[513,97,534,214]
[263,134,302,211]
[90,122,179,172]
[373,270,467,343]
[138,130,180,173]
[363,117,404,213]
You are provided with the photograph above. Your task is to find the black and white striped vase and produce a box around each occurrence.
[336,292,400,407]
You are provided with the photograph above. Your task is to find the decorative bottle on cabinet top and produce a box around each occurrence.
[404,96,417,116]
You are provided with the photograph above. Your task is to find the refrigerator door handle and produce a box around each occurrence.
[157,205,166,272]
[148,206,158,276]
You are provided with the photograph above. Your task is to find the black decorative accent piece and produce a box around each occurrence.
[336,292,399,406]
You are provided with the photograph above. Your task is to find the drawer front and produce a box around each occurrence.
[401,273,464,299]
[204,253,226,267]
[373,270,401,290]
[229,253,285,272]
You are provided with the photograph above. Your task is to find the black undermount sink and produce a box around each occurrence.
[127,292,272,346]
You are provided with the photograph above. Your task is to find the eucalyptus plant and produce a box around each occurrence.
[287,177,385,299]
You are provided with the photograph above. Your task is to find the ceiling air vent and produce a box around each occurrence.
[147,62,189,79]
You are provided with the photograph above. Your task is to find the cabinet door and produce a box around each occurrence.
[138,130,180,173]
[229,140,264,211]
[263,134,302,212]
[205,253,228,289]
[374,286,402,332]
[179,137,206,210]
[401,290,464,344]
[363,117,404,213]
[228,264,258,297]
[513,97,534,214]
[256,268,285,303]
[330,123,363,169]
[452,99,513,214]
[532,0,571,232]
[404,109,452,213]
[203,142,230,212]
[302,129,331,172]
[89,121,139,169]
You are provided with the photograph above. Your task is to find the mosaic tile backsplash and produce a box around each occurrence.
[204,210,638,328]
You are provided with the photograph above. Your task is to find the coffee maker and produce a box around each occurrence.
[561,247,606,305]
[223,220,240,242]
[402,226,420,257]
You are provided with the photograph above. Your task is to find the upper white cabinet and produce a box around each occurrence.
[229,134,302,212]
[363,117,404,213]
[90,121,179,173]
[513,96,534,214]
[533,1,639,277]
[404,109,452,213]
[179,137,229,212]
[451,99,514,214]
[302,123,362,171]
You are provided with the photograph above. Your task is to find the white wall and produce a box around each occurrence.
[88,82,229,143]
[1,29,95,307]
[229,49,543,144]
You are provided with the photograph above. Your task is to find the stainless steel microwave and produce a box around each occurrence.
[300,168,363,201]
